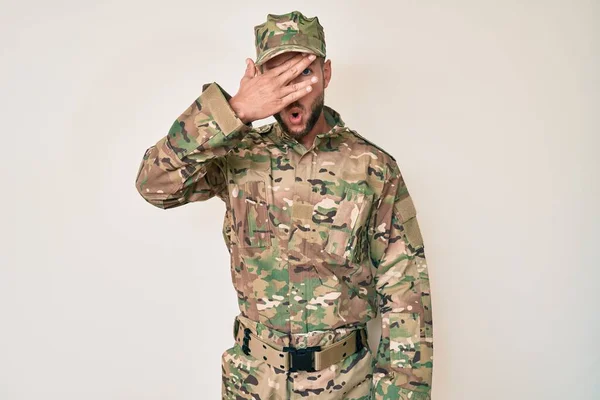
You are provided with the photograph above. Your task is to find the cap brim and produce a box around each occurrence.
[255,45,325,66]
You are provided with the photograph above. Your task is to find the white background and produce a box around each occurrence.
[1,1,598,399]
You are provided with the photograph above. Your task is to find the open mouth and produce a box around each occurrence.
[288,108,303,125]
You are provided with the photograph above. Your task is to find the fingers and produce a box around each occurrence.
[279,79,316,108]
[276,53,317,86]
[278,75,318,97]
[267,53,305,76]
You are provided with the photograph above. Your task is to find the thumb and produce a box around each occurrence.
[243,58,256,79]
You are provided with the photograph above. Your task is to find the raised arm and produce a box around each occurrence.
[135,53,320,209]
[134,82,250,209]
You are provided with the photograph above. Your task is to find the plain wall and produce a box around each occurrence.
[1,1,598,399]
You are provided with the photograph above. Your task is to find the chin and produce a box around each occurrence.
[275,113,311,139]
[288,125,307,134]
[281,121,305,135]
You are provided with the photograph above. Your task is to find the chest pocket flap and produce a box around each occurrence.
[324,187,373,262]
[231,180,272,248]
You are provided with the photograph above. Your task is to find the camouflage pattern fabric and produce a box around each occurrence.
[135,82,434,399]
[222,315,374,399]
[254,11,326,66]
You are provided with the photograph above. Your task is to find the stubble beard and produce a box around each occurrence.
[274,92,325,141]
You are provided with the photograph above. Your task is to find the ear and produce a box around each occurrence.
[323,59,332,89]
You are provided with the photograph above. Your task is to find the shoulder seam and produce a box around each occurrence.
[348,129,396,162]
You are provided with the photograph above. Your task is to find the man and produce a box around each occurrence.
[135,11,433,400]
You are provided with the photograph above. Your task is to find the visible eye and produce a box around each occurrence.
[301,68,312,76]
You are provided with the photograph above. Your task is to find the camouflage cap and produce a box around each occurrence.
[254,11,326,67]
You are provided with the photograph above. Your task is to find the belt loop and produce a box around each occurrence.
[355,328,364,352]
[233,317,240,339]
[242,328,252,356]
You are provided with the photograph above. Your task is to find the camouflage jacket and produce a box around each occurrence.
[135,82,434,399]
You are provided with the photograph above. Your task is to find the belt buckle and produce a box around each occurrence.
[283,345,322,372]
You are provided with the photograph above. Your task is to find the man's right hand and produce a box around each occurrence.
[228,53,319,124]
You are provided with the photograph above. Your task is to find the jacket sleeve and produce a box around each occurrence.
[134,82,251,209]
[368,164,434,400]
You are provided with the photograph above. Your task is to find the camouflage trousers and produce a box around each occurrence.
[221,315,374,399]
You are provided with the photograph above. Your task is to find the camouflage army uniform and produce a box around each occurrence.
[135,11,433,400]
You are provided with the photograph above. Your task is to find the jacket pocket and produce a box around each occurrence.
[324,187,373,262]
[230,180,272,248]
[389,312,421,370]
